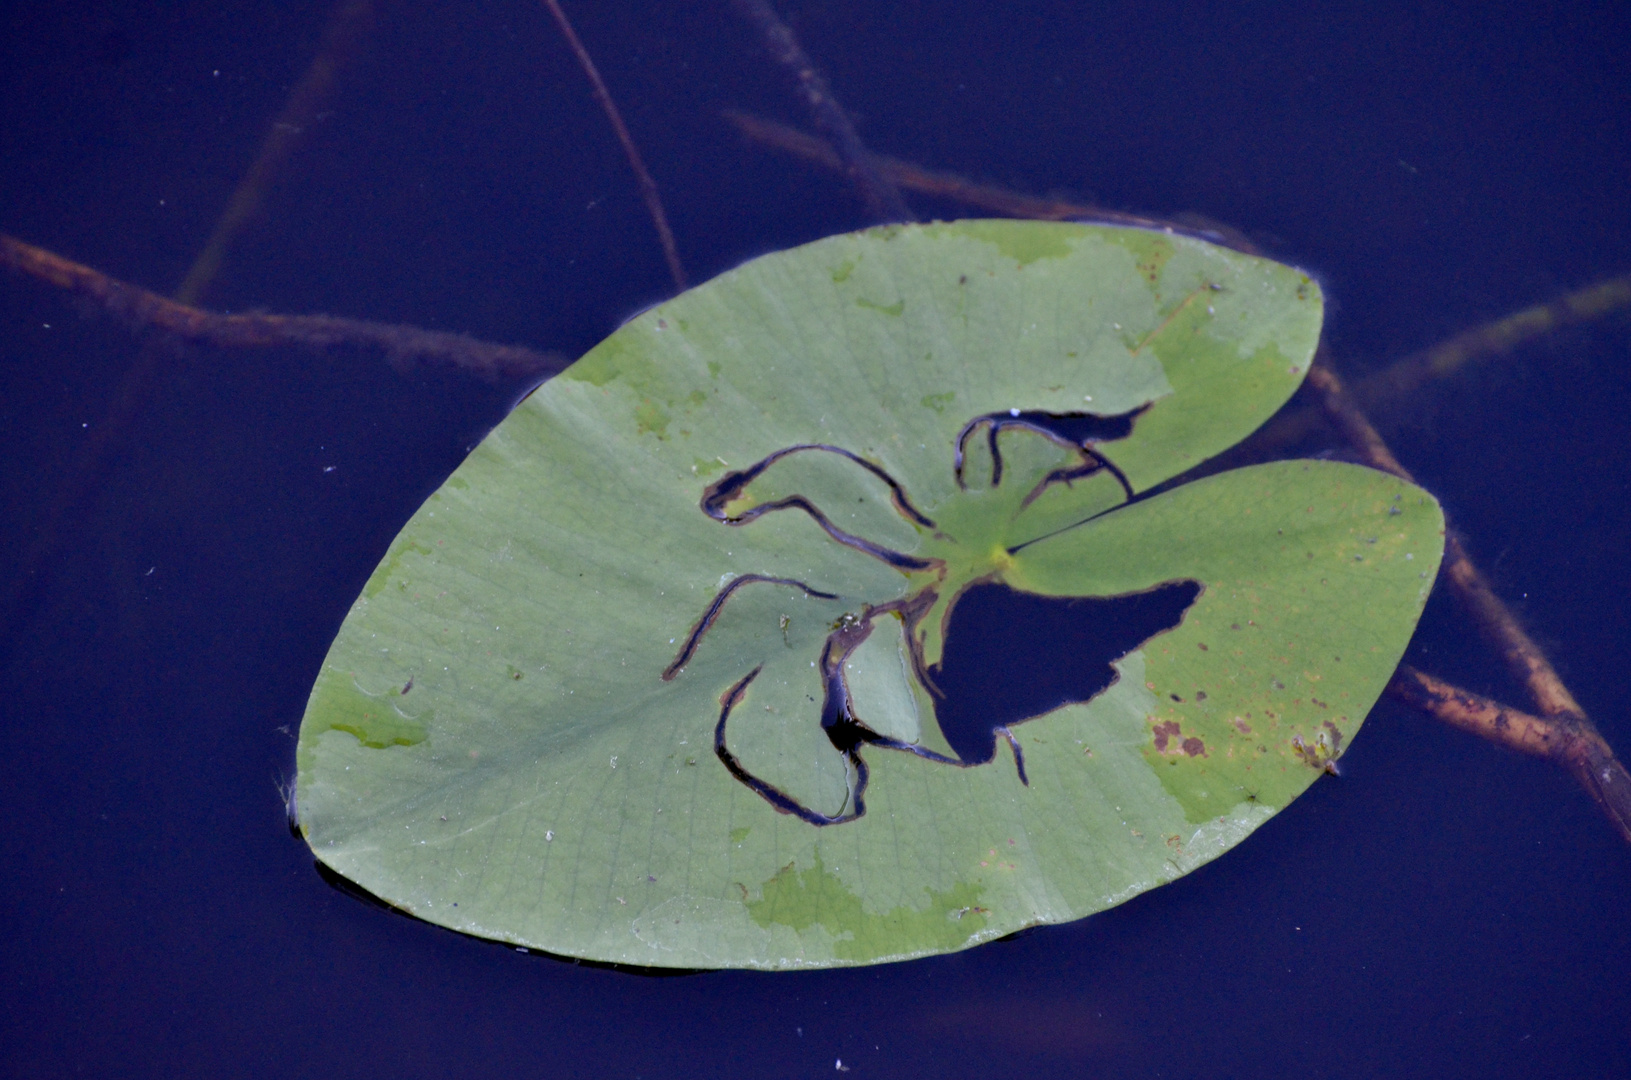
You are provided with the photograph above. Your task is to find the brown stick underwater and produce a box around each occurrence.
[1,234,563,380]
[725,6,911,223]
[541,0,687,291]
[1307,360,1631,841]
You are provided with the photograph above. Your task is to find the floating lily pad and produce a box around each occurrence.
[295,221,1443,969]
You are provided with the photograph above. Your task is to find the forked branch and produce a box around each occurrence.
[728,3,911,223]
[1389,667,1631,842]
[1308,359,1631,842]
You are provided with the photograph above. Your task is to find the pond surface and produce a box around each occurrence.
[2,1,1629,1076]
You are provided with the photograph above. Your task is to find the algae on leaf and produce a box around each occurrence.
[295,221,1443,969]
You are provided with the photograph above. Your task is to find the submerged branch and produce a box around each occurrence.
[1306,360,1579,716]
[1308,358,1630,841]
[1259,274,1631,451]
[1388,667,1631,842]
[541,0,686,291]
[1366,274,1631,402]
[4,7,382,639]
[724,109,1252,238]
[1,233,564,380]
[1387,666,1596,761]
[726,5,911,223]
[176,0,375,306]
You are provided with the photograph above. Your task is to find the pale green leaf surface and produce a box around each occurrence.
[296,221,1441,969]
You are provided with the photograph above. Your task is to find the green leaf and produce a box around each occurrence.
[295,220,1442,970]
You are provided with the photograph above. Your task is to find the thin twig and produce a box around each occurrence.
[1255,274,1631,452]
[726,108,1086,220]
[727,3,911,223]
[1365,274,1631,403]
[2,234,564,380]
[176,0,375,305]
[540,0,686,291]
[723,109,1266,248]
[1,230,561,634]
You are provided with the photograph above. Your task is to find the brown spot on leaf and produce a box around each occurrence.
[1151,720,1182,754]
[1182,737,1206,757]
[1232,717,1253,735]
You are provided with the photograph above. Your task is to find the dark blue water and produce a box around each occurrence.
[3,2,1629,1076]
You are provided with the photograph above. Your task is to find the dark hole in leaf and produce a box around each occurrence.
[955,406,1148,498]
[929,579,1203,764]
[1013,409,1143,445]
